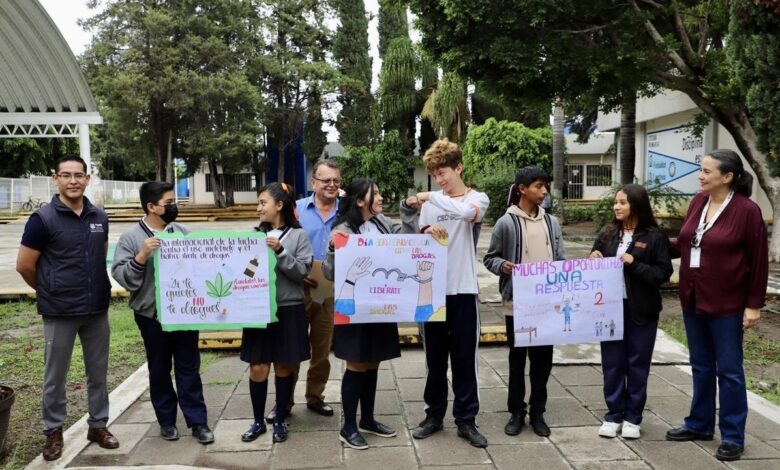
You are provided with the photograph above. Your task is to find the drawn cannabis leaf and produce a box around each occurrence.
[205,272,233,299]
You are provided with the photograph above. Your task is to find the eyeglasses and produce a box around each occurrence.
[312,176,342,186]
[56,172,87,181]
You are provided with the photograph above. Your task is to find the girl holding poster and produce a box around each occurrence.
[664,150,767,462]
[240,183,313,444]
[590,184,672,440]
[484,167,565,438]
[322,178,413,450]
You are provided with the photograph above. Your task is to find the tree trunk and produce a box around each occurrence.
[165,129,173,183]
[208,158,226,208]
[619,93,637,185]
[224,174,235,207]
[552,103,566,223]
[277,138,286,183]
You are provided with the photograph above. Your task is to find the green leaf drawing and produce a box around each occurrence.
[206,272,233,299]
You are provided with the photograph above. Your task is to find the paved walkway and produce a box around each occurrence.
[25,339,780,470]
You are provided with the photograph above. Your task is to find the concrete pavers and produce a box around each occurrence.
[39,347,780,470]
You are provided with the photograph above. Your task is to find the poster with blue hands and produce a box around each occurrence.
[332,233,447,324]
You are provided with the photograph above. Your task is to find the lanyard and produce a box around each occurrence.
[694,191,733,246]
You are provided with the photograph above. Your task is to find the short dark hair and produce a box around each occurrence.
[507,167,549,207]
[140,181,174,214]
[311,159,340,176]
[54,154,87,174]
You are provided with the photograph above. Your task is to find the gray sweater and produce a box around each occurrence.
[483,209,566,301]
[261,226,313,306]
[111,221,191,319]
[322,213,408,281]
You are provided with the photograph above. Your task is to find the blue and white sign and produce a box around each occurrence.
[646,126,705,194]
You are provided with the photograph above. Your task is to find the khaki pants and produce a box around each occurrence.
[288,287,334,407]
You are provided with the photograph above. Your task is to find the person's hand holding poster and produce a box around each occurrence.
[332,233,447,324]
[154,231,277,331]
[512,257,624,346]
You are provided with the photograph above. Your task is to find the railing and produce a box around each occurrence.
[0,176,143,212]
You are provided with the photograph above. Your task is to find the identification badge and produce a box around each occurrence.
[690,247,701,268]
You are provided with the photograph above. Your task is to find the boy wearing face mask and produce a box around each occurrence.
[111,181,214,445]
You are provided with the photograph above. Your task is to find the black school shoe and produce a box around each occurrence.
[241,422,267,442]
[412,416,443,439]
[716,443,744,461]
[265,406,294,424]
[339,429,369,450]
[504,413,525,436]
[192,424,215,445]
[272,422,288,443]
[530,414,551,437]
[665,426,714,441]
[359,420,397,438]
[160,425,179,441]
[457,423,488,448]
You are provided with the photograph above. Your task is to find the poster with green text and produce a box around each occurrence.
[154,231,277,331]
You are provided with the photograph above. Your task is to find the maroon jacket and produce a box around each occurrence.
[670,192,768,316]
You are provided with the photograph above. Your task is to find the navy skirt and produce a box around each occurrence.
[333,322,401,363]
[240,303,310,364]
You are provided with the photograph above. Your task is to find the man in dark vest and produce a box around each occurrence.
[16,155,118,461]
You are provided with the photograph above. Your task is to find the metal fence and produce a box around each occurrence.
[0,176,143,212]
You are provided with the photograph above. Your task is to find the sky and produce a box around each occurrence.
[37,0,409,141]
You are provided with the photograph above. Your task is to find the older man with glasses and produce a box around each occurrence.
[266,159,342,422]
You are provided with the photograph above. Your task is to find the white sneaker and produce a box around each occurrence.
[598,421,622,438]
[621,421,641,439]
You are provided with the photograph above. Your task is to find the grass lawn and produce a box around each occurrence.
[659,315,780,405]
[0,300,217,470]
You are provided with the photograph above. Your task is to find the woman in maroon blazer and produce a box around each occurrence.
[665,149,768,462]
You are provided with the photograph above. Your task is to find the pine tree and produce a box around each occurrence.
[333,0,376,147]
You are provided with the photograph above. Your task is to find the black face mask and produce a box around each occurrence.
[161,203,178,224]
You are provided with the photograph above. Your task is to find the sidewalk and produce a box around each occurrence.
[25,338,780,470]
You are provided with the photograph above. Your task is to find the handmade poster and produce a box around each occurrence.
[154,231,277,331]
[332,233,447,324]
[512,257,624,346]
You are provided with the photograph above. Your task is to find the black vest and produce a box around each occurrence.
[34,195,111,316]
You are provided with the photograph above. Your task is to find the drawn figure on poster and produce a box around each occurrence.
[334,257,435,324]
[556,297,578,332]
[609,319,616,337]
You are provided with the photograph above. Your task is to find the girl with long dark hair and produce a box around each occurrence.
[240,183,313,444]
[590,184,673,440]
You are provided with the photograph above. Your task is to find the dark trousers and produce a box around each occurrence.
[683,309,747,446]
[135,314,207,428]
[419,294,480,425]
[505,315,553,417]
[600,302,658,425]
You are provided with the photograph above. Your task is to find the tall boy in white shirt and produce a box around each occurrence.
[400,139,490,447]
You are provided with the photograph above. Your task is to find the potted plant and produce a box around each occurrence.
[0,385,14,452]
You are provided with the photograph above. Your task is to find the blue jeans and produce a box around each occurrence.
[683,309,747,446]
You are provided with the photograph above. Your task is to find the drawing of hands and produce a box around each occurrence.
[346,256,372,284]
[416,260,433,283]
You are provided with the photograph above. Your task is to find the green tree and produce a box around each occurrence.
[333,0,376,147]
[303,84,327,163]
[461,118,552,222]
[378,0,409,60]
[254,0,335,183]
[407,0,780,259]
[0,138,78,177]
[339,130,418,205]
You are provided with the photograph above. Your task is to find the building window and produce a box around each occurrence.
[586,165,613,187]
[205,173,256,192]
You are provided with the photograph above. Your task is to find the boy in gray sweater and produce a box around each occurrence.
[484,167,565,438]
[111,181,213,445]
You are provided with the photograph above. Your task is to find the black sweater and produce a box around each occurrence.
[591,227,673,324]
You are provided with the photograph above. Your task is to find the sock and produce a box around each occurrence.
[341,369,364,435]
[274,375,294,425]
[360,368,379,426]
[249,379,268,425]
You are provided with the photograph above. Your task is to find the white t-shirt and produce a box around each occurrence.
[420,189,489,295]
[617,230,633,299]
